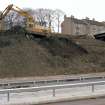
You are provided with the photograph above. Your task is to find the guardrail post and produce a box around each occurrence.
[8,83,10,88]
[102,76,105,79]
[80,77,82,81]
[33,81,36,87]
[7,92,10,102]
[53,88,55,97]
[92,84,94,92]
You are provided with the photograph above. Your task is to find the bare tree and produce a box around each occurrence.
[33,9,53,27]
[53,9,65,32]
[3,11,27,30]
[0,11,2,30]
[1,7,65,32]
[33,9,65,32]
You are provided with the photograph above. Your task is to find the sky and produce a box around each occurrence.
[0,0,105,22]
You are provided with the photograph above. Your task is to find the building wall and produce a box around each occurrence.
[73,23,87,35]
[61,16,73,35]
[61,16,105,35]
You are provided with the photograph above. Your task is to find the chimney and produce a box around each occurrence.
[64,15,67,20]
[85,17,89,20]
[71,15,75,19]
[92,18,95,21]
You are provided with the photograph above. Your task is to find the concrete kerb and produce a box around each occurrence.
[3,92,105,105]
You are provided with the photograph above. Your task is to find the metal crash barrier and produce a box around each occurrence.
[0,81,105,102]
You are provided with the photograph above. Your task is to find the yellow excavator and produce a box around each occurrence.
[0,4,51,35]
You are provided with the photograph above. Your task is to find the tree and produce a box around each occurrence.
[1,7,65,33]
[0,11,2,30]
[33,9,53,27]
[4,11,26,30]
[33,8,65,32]
[53,9,65,32]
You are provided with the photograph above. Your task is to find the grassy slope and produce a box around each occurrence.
[0,34,105,78]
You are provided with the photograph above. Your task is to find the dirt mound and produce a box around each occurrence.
[0,33,105,78]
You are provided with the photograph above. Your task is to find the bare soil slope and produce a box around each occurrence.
[0,33,105,78]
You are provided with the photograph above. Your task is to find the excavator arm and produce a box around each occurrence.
[0,4,51,33]
[11,5,34,29]
[0,4,13,20]
[0,4,34,31]
[0,4,14,31]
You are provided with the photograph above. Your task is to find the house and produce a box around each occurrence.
[61,15,105,36]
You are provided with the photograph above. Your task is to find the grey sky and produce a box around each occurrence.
[0,0,104,21]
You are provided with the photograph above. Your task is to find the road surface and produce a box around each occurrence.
[1,83,105,104]
[41,97,105,105]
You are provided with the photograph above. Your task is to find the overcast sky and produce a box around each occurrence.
[0,0,105,21]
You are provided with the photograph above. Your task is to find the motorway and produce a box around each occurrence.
[1,74,105,104]
[1,80,105,104]
[41,97,105,105]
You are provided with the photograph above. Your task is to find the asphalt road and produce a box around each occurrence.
[41,97,105,105]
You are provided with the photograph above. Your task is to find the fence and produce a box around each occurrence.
[0,75,105,89]
[0,80,105,102]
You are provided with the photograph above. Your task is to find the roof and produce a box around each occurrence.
[83,19,105,26]
[65,16,105,26]
[71,18,86,25]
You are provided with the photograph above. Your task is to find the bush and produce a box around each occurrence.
[6,25,26,34]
